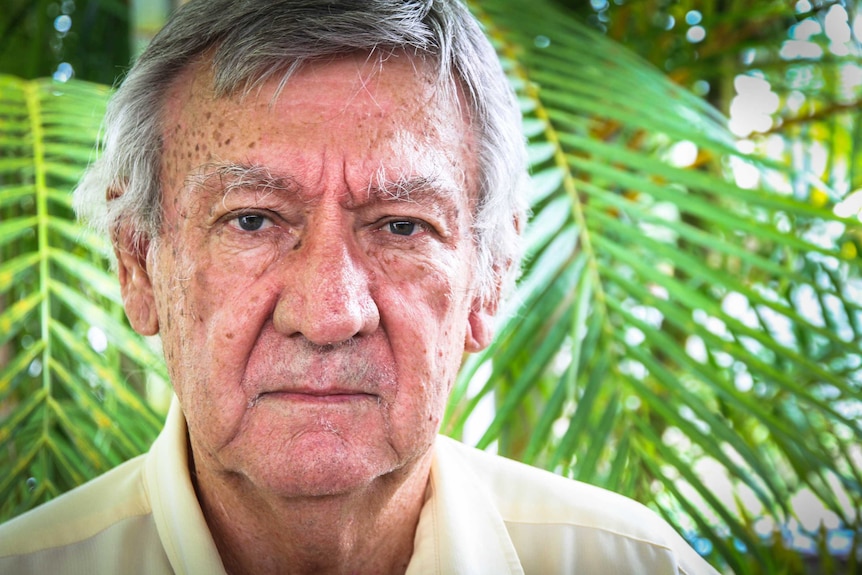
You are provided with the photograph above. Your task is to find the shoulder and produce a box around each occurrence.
[434,436,718,575]
[0,454,150,558]
[436,435,654,525]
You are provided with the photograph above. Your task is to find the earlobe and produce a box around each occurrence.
[114,223,159,336]
[464,300,495,353]
[465,264,509,353]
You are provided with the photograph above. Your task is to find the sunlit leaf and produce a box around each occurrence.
[0,76,166,521]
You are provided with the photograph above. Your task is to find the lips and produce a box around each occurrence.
[266,390,374,400]
[249,389,378,408]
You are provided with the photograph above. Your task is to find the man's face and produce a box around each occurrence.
[120,53,494,497]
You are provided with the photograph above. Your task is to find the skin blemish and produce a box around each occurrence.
[148,53,483,512]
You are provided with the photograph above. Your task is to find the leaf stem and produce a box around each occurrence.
[24,82,52,418]
[473,5,608,321]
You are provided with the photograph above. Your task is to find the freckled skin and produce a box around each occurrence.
[130,53,493,499]
[117,51,497,574]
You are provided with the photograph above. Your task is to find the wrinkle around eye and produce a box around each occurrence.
[215,212,300,260]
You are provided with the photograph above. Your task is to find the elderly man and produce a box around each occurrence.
[0,1,718,574]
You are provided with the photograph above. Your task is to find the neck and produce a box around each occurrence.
[191,449,432,575]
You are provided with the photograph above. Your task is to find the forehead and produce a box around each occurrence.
[159,52,476,204]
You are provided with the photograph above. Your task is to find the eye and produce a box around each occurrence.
[387,220,417,236]
[231,213,271,232]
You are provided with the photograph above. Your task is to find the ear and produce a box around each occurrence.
[114,221,159,336]
[464,296,497,353]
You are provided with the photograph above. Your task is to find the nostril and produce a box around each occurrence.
[273,272,380,346]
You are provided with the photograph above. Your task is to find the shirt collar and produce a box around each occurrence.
[407,435,524,575]
[145,397,227,575]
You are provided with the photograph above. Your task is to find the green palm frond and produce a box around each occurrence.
[1,2,860,573]
[445,2,862,572]
[0,76,167,520]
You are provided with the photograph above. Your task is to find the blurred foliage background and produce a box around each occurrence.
[1,1,861,573]
[0,0,129,84]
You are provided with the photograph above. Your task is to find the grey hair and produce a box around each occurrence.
[74,0,528,305]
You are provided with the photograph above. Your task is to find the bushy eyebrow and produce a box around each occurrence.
[188,162,462,212]
[193,163,299,196]
[363,170,462,212]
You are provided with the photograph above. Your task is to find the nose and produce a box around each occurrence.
[272,225,380,346]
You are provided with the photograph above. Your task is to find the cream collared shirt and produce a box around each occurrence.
[0,398,719,574]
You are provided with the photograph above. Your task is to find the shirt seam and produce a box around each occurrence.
[429,470,443,574]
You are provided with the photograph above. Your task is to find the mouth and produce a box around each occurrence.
[250,390,377,407]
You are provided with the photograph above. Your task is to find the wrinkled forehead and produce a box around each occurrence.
[161,49,472,149]
[158,49,479,208]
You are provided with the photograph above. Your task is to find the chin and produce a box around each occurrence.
[241,430,405,498]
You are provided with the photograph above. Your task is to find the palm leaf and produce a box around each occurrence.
[443,1,862,572]
[1,3,860,573]
[0,76,167,520]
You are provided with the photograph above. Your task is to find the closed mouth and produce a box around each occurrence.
[250,390,377,407]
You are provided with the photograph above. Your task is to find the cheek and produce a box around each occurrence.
[177,226,284,316]
[189,257,280,364]
[151,245,280,443]
[379,265,472,383]
[373,240,472,302]
[149,235,274,382]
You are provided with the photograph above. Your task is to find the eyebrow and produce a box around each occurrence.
[190,162,462,209]
[201,163,298,196]
[364,170,461,208]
